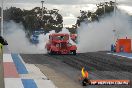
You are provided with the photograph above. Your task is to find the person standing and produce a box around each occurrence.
[81,67,91,86]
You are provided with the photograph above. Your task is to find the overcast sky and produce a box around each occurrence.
[1,0,132,27]
[2,0,132,5]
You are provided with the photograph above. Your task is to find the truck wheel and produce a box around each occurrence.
[47,49,50,54]
[49,50,53,55]
[49,50,55,55]
[72,50,76,55]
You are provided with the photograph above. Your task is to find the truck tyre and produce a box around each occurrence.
[47,49,52,55]
[47,49,50,54]
[72,50,76,55]
[49,50,53,55]
[49,50,56,55]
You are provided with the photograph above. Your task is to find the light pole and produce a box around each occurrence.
[113,0,117,43]
[1,0,4,36]
[113,29,116,43]
[41,1,44,20]
[114,0,116,16]
[104,0,105,15]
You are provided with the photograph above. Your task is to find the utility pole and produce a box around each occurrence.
[1,0,4,36]
[41,1,44,20]
[113,0,118,43]
[104,0,105,15]
[114,0,116,16]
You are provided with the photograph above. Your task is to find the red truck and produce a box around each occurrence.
[45,33,77,55]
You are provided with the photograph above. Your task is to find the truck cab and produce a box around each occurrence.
[45,33,77,55]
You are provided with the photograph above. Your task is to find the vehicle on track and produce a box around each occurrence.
[30,30,45,44]
[30,34,39,44]
[45,33,77,55]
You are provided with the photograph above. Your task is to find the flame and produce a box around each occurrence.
[81,67,85,78]
[81,67,89,78]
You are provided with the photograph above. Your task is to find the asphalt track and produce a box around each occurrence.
[21,52,132,88]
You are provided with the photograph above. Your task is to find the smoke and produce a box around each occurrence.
[4,21,45,54]
[118,5,132,15]
[59,28,76,45]
[37,30,56,53]
[4,21,75,54]
[4,6,132,54]
[37,27,76,52]
[77,9,132,53]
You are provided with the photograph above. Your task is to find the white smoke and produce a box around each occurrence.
[4,7,132,54]
[37,30,56,53]
[77,9,132,53]
[4,21,75,54]
[4,21,45,54]
[59,27,76,45]
[118,5,132,15]
[37,28,76,52]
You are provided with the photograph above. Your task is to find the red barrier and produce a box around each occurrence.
[116,38,131,53]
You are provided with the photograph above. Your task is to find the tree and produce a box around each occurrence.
[4,6,63,33]
[76,1,115,27]
[4,7,24,23]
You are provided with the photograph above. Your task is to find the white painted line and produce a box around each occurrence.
[107,53,132,59]
[107,53,112,55]
[20,64,47,79]
[18,54,29,71]
[34,79,57,88]
[3,54,13,62]
[3,46,11,54]
[4,78,24,88]
[18,54,26,65]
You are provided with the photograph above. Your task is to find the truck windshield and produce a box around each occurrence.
[53,35,68,40]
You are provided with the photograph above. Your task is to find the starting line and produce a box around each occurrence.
[3,53,57,88]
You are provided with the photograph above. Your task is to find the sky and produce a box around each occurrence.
[2,0,132,5]
[1,0,132,27]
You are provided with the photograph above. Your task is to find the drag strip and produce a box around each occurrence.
[21,52,132,88]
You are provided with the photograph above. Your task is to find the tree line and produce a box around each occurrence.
[1,1,115,34]
[3,7,63,33]
[67,1,115,33]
